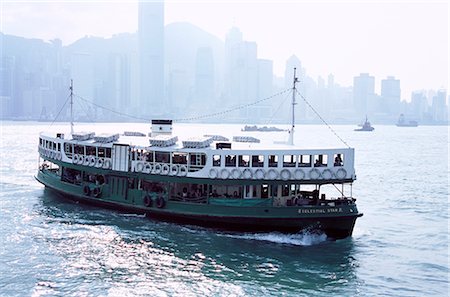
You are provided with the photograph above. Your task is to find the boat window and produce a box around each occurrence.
[98,147,105,158]
[64,143,73,157]
[57,143,61,151]
[314,154,327,167]
[298,155,311,167]
[145,150,154,162]
[225,155,236,167]
[141,180,165,193]
[333,154,344,166]
[86,146,96,156]
[189,153,206,171]
[269,155,278,167]
[155,151,170,163]
[172,152,188,165]
[283,155,296,167]
[39,138,42,146]
[74,145,84,155]
[238,155,250,167]
[212,155,221,167]
[251,155,264,167]
[105,148,111,158]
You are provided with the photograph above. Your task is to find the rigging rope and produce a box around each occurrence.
[173,88,291,122]
[295,89,351,148]
[49,94,71,128]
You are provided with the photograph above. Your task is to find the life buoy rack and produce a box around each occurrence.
[294,169,305,180]
[143,195,152,207]
[153,163,162,174]
[96,158,104,168]
[335,168,347,179]
[135,162,144,172]
[170,164,179,176]
[178,165,188,177]
[232,168,241,179]
[267,169,279,180]
[242,168,252,179]
[144,163,152,174]
[83,185,91,196]
[161,164,170,175]
[156,196,165,208]
[220,168,230,179]
[103,159,111,169]
[89,156,96,167]
[92,187,101,198]
[254,169,265,180]
[280,169,291,181]
[309,168,321,180]
[322,169,333,180]
[209,168,218,178]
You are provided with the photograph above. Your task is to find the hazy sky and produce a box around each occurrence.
[1,0,448,100]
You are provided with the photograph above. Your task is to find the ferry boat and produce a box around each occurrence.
[241,125,286,132]
[354,116,374,131]
[35,71,362,239]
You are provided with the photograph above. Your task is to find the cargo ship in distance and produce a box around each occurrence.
[35,70,362,239]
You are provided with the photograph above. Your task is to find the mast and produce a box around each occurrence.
[288,68,298,145]
[70,79,74,135]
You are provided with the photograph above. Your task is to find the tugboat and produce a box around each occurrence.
[396,114,418,127]
[354,116,374,131]
[35,70,362,239]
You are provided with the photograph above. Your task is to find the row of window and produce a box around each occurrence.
[39,138,61,152]
[64,143,112,159]
[131,149,206,167]
[213,153,344,168]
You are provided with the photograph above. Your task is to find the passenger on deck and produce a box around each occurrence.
[334,155,343,166]
[314,159,322,167]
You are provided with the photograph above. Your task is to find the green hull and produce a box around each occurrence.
[36,168,362,239]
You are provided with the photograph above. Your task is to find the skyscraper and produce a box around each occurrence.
[138,0,164,117]
[353,73,375,118]
[381,76,401,116]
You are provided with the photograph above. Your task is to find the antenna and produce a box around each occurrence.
[287,68,298,145]
[70,79,74,135]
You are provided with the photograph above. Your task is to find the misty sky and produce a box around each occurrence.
[1,0,448,100]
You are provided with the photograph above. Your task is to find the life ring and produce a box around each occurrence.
[156,196,165,208]
[335,168,347,179]
[322,169,333,180]
[95,158,103,168]
[309,168,321,180]
[280,169,291,181]
[50,151,55,159]
[242,168,252,179]
[136,162,144,172]
[153,163,162,174]
[209,168,218,178]
[178,165,188,177]
[144,163,152,174]
[92,187,101,198]
[254,169,265,179]
[83,156,90,166]
[56,152,61,160]
[143,195,152,207]
[220,168,230,179]
[294,169,305,180]
[83,185,91,196]
[232,168,241,179]
[89,156,96,167]
[103,159,111,169]
[161,164,170,175]
[170,164,179,176]
[73,154,79,164]
[267,169,279,180]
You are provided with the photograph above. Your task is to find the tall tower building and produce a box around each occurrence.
[194,47,215,107]
[138,0,164,117]
[381,76,401,116]
[353,73,375,118]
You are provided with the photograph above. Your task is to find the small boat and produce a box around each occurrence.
[354,116,374,131]
[35,70,362,239]
[241,125,286,132]
[396,114,418,127]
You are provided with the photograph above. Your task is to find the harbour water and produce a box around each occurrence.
[0,121,448,296]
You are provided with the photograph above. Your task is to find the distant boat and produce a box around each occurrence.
[354,116,374,131]
[396,114,418,127]
[241,125,286,132]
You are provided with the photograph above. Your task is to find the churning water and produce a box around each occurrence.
[0,121,448,296]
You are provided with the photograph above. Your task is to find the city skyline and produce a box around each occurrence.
[1,1,448,100]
